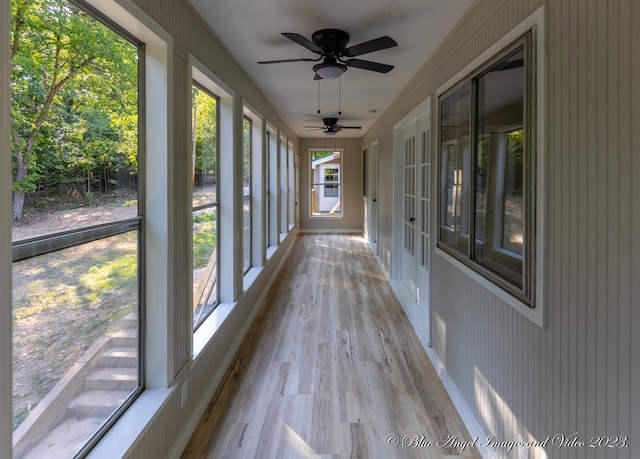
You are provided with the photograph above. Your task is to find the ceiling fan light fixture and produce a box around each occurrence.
[324,129,338,136]
[313,62,347,79]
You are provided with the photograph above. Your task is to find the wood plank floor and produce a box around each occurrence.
[182,234,480,459]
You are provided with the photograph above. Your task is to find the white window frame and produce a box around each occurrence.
[242,101,265,287]
[27,0,176,456]
[8,4,146,454]
[435,6,546,327]
[279,134,288,241]
[266,123,279,254]
[287,140,295,230]
[190,81,220,331]
[188,55,236,356]
[242,114,253,274]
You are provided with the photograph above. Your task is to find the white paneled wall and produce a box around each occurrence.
[365,0,639,458]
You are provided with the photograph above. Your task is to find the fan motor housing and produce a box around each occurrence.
[323,117,339,127]
[311,29,350,53]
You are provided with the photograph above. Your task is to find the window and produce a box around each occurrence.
[438,34,534,303]
[242,116,252,273]
[310,149,342,217]
[191,83,219,329]
[266,125,279,248]
[323,168,339,197]
[279,135,288,237]
[10,0,142,455]
[288,140,295,229]
[265,130,271,247]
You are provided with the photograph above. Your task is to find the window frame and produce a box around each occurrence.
[189,55,236,348]
[279,134,288,239]
[242,115,252,274]
[191,81,220,330]
[287,140,295,230]
[266,124,279,251]
[309,148,343,218]
[438,36,531,301]
[435,6,546,326]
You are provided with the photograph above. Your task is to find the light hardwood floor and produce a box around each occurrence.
[182,234,480,459]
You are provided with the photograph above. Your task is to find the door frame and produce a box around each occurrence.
[364,139,379,254]
[392,97,431,348]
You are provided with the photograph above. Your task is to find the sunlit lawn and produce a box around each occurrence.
[12,232,138,430]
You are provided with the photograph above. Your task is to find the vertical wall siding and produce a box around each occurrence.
[364,0,639,458]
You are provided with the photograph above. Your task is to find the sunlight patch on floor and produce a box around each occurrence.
[283,423,319,458]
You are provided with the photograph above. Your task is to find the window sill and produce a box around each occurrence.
[265,246,277,261]
[309,215,344,219]
[242,266,262,292]
[88,387,173,458]
[435,247,544,328]
[192,301,235,357]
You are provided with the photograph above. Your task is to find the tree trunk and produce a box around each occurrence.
[12,190,26,222]
[12,141,28,221]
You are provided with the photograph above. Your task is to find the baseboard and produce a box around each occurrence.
[424,347,498,459]
[297,228,363,234]
[167,232,297,459]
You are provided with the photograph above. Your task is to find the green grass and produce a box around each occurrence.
[193,211,217,269]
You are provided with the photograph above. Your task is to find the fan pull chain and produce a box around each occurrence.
[338,77,342,115]
[317,81,321,114]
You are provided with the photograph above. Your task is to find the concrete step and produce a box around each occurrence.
[119,312,138,329]
[84,367,138,391]
[96,346,137,367]
[19,417,105,459]
[67,390,131,418]
[110,328,137,347]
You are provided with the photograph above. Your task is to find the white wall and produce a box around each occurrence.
[363,0,640,458]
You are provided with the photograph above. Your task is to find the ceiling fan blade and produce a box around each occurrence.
[282,32,323,54]
[344,36,397,57]
[339,126,362,129]
[258,58,317,64]
[303,126,325,129]
[345,58,394,73]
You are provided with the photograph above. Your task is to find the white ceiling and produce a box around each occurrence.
[189,0,474,138]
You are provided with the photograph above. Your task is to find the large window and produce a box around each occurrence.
[266,125,279,249]
[192,84,219,329]
[310,149,342,217]
[242,116,252,273]
[10,0,142,455]
[438,34,534,303]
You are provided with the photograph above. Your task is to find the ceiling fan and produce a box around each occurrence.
[304,117,362,136]
[258,29,397,79]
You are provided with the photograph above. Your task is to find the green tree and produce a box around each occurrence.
[192,86,217,182]
[10,0,138,220]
